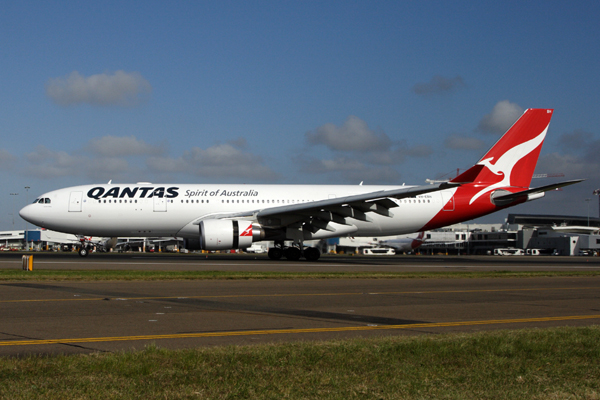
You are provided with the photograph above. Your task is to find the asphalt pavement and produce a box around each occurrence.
[1,253,600,356]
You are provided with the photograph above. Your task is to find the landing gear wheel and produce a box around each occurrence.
[268,247,283,260]
[78,247,89,257]
[304,247,321,261]
[284,246,302,261]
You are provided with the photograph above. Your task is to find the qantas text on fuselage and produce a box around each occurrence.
[84,186,261,200]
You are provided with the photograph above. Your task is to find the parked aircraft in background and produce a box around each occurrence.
[550,226,600,235]
[378,231,425,253]
[20,109,581,261]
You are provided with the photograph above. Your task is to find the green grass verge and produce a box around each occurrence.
[1,326,599,399]
[2,269,600,281]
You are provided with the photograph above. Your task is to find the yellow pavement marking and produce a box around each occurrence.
[1,314,599,347]
[1,286,598,303]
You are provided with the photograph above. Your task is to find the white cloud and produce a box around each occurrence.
[301,156,366,174]
[145,156,185,174]
[339,166,401,184]
[536,131,600,180]
[299,156,401,184]
[402,143,434,158]
[557,130,594,153]
[360,143,433,166]
[299,116,432,183]
[306,116,391,152]
[45,71,152,107]
[86,157,131,181]
[19,136,278,183]
[535,153,593,179]
[412,75,466,95]
[147,141,279,181]
[0,149,17,169]
[534,152,600,215]
[305,116,433,160]
[478,100,524,134]
[23,145,132,181]
[24,145,87,179]
[443,134,486,151]
[86,135,164,157]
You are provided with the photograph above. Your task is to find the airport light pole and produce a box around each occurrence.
[594,189,600,219]
[24,186,30,250]
[586,198,591,226]
[9,193,18,230]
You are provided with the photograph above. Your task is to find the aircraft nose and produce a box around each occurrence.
[19,204,40,225]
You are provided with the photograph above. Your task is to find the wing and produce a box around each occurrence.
[192,182,458,233]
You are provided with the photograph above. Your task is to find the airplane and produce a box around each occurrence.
[378,231,425,253]
[19,109,582,261]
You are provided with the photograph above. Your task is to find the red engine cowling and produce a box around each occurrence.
[199,220,261,250]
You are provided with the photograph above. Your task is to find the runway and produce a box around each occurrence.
[0,252,599,272]
[1,253,600,356]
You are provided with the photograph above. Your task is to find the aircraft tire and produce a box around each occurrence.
[268,247,283,260]
[284,246,302,261]
[304,247,321,261]
[78,247,89,257]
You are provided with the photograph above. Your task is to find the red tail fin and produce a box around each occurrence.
[451,108,553,189]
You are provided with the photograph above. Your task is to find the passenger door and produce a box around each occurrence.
[153,196,167,212]
[68,192,83,212]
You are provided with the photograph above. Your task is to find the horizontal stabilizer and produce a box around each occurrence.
[490,179,584,206]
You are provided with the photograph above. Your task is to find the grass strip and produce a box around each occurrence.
[1,326,599,399]
[1,269,600,281]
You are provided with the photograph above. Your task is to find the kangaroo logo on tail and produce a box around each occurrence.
[469,125,548,204]
[448,109,553,205]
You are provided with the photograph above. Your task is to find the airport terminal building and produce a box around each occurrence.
[417,214,600,256]
[0,229,181,253]
[0,229,79,251]
[328,214,600,256]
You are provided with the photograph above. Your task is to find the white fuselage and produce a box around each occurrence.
[20,183,456,239]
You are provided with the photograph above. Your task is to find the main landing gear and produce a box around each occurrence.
[78,245,91,257]
[267,241,321,261]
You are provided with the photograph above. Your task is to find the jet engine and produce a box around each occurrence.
[199,220,264,251]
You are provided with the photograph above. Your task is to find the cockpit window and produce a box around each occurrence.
[33,198,51,204]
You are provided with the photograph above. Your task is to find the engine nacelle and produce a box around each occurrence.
[199,220,262,250]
